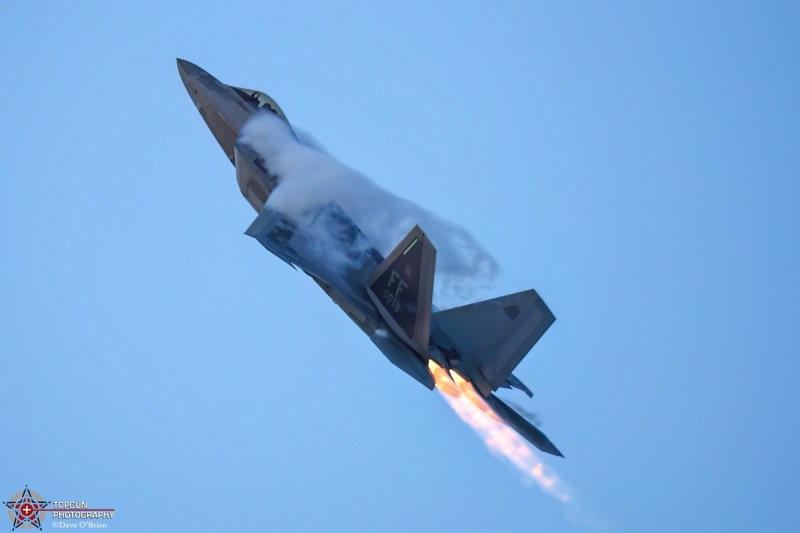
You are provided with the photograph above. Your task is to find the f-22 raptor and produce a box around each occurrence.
[177,59,563,457]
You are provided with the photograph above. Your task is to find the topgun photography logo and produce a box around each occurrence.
[4,486,115,530]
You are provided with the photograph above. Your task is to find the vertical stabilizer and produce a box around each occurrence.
[365,226,436,357]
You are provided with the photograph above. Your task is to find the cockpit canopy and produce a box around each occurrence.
[232,86,288,121]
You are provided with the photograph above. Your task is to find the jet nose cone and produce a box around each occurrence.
[176,58,204,80]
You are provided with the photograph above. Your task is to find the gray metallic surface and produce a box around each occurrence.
[235,141,276,212]
[431,289,555,397]
[244,202,383,324]
[366,225,436,359]
[505,373,534,398]
[244,204,433,389]
[485,394,563,457]
[370,329,434,389]
[177,59,253,163]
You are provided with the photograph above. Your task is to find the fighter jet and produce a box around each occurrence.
[177,59,563,457]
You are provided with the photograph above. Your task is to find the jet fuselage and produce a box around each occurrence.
[177,59,563,457]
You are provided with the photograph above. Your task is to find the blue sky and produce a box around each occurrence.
[1,1,798,531]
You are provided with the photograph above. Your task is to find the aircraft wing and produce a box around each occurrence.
[245,202,384,322]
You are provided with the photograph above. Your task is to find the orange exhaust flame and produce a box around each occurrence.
[427,360,500,422]
[426,362,572,503]
[429,365,608,527]
[448,370,504,423]
[427,360,460,398]
[440,390,572,502]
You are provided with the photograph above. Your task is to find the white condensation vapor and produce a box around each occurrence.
[238,111,499,308]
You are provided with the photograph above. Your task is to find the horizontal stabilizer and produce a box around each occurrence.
[365,226,436,357]
[431,289,554,396]
[486,394,563,457]
[505,373,533,398]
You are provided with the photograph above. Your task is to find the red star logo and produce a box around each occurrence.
[4,486,50,530]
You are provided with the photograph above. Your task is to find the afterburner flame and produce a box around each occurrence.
[426,360,572,503]
[440,391,572,502]
[448,369,503,423]
[427,360,499,421]
[427,360,460,398]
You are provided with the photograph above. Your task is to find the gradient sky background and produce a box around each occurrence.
[2,2,799,532]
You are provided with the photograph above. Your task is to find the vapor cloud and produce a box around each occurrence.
[238,111,499,308]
